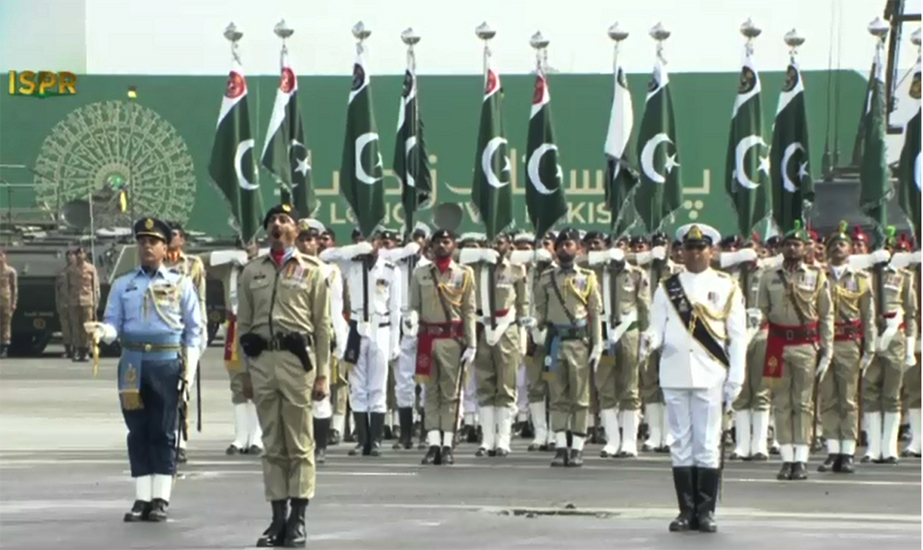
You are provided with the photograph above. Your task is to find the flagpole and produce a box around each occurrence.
[274,19,294,205]
[868,17,890,247]
[476,22,498,331]
[401,28,420,243]
[607,23,629,235]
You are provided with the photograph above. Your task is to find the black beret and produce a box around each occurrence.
[377,229,399,241]
[432,228,456,241]
[651,232,669,246]
[262,204,298,229]
[583,230,605,242]
[554,227,581,247]
[134,217,171,243]
[629,235,650,246]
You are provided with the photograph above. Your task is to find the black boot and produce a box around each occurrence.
[348,413,369,456]
[668,467,696,532]
[75,347,89,362]
[147,498,169,522]
[817,454,838,472]
[839,454,855,473]
[695,468,719,533]
[422,445,441,465]
[256,500,288,547]
[791,461,808,480]
[369,412,385,457]
[567,448,584,467]
[776,462,793,480]
[313,417,330,465]
[441,446,455,465]
[550,447,568,467]
[329,428,341,446]
[394,408,413,450]
[283,498,308,548]
[123,500,151,522]
[64,344,73,359]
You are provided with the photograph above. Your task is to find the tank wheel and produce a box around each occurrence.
[9,331,52,357]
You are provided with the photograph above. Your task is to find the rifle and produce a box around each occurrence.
[196,363,202,433]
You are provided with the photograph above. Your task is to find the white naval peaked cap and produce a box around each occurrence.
[459,232,487,243]
[675,223,720,246]
[513,231,536,243]
[412,221,431,239]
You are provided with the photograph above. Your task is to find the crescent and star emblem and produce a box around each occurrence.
[734,135,770,190]
[527,143,561,195]
[289,140,309,186]
[355,132,382,185]
[481,136,511,189]
[780,142,807,193]
[640,132,678,184]
[234,139,258,190]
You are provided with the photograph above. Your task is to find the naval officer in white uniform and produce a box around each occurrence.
[642,223,747,534]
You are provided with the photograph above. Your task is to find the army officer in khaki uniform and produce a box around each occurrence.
[237,204,331,548]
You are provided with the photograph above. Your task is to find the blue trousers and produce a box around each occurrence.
[121,359,181,477]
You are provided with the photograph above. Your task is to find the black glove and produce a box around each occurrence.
[239,333,267,358]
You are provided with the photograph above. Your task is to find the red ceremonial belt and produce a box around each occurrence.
[415,321,464,380]
[764,322,818,378]
[834,320,862,342]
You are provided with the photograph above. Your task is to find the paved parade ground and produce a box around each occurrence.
[1,345,920,550]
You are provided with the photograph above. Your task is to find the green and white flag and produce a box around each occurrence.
[471,66,513,240]
[897,64,921,241]
[725,51,771,237]
[208,59,263,243]
[260,49,314,216]
[393,68,432,238]
[633,57,682,232]
[851,63,877,167]
[604,63,638,236]
[770,60,812,234]
[858,52,891,238]
[340,50,385,238]
[525,71,566,237]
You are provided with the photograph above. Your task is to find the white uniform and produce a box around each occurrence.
[396,256,427,409]
[315,261,349,419]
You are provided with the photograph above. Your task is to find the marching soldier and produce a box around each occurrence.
[863,236,918,463]
[164,222,207,464]
[56,251,75,358]
[816,223,875,473]
[411,228,477,465]
[535,228,603,467]
[525,234,556,452]
[644,223,747,534]
[318,228,350,446]
[0,249,18,358]
[87,217,202,523]
[511,232,537,438]
[237,204,331,548]
[457,233,484,441]
[67,246,100,362]
[758,222,834,480]
[465,233,530,457]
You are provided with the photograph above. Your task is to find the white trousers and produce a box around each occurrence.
[516,365,529,414]
[349,329,391,413]
[664,384,723,468]
[463,367,478,414]
[396,335,418,408]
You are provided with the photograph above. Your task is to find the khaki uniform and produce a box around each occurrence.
[733,265,771,411]
[758,263,833,464]
[535,265,602,437]
[238,252,331,501]
[0,264,17,343]
[67,262,100,350]
[410,260,476,435]
[525,261,555,404]
[164,251,207,330]
[55,268,71,347]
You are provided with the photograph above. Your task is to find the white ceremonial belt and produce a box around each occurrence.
[607,310,639,345]
[878,310,905,352]
[350,312,391,337]
[480,310,517,346]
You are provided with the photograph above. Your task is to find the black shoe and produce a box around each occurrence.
[369,413,385,457]
[668,467,697,533]
[751,452,768,461]
[123,500,151,522]
[256,500,288,547]
[883,456,899,464]
[329,429,341,446]
[176,448,187,464]
[791,462,808,480]
[248,445,263,456]
[655,445,670,453]
[283,498,308,548]
[64,345,73,359]
[441,446,455,465]
[550,448,568,467]
[487,449,497,457]
[226,444,243,455]
[475,447,488,457]
[349,413,370,456]
[422,445,440,465]
[776,462,793,481]
[146,498,169,522]
[75,348,89,362]
[495,448,509,458]
[315,447,326,465]
[567,449,584,467]
[817,454,838,472]
[695,468,719,533]
[860,455,873,463]
[840,454,855,473]
[397,408,414,450]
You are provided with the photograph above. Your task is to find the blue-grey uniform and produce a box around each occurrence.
[96,217,203,522]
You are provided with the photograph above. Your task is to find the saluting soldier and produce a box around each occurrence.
[815,223,875,473]
[237,204,331,548]
[68,246,100,362]
[87,217,202,522]
[0,249,18,358]
[862,235,918,464]
[56,251,75,358]
[411,228,477,466]
[645,223,747,534]
[758,222,834,481]
[535,228,603,467]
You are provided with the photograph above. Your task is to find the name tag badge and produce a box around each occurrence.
[572,276,588,293]
[707,291,719,305]
[799,272,817,290]
[845,279,858,292]
[450,271,464,290]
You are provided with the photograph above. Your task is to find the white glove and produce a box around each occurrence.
[638,332,655,364]
[530,327,547,345]
[390,345,401,362]
[518,317,536,329]
[651,246,667,261]
[722,382,741,412]
[84,322,118,344]
[905,337,917,369]
[402,310,419,336]
[589,346,602,370]
[815,350,832,380]
[184,345,201,387]
[609,248,626,263]
[860,353,874,375]
[461,346,477,364]
[745,308,763,329]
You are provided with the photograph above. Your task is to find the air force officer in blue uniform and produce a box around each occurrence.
[87,217,203,522]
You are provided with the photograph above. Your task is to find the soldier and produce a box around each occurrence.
[163,222,208,464]
[0,249,18,358]
[237,204,331,547]
[644,223,747,534]
[457,233,484,442]
[535,228,603,467]
[511,232,536,438]
[67,246,100,362]
[378,229,401,441]
[758,223,834,480]
[56,251,75,358]
[851,226,871,255]
[815,223,875,473]
[411,229,477,465]
[463,233,529,457]
[863,237,918,464]
[87,217,202,522]
[524,236,556,451]
[318,228,350,446]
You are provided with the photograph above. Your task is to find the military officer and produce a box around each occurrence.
[411,229,477,465]
[535,228,603,467]
[815,223,876,473]
[0,249,18,358]
[464,233,530,457]
[758,222,834,480]
[56,251,75,358]
[67,247,100,362]
[87,217,202,522]
[644,223,747,534]
[863,237,918,464]
[237,204,331,548]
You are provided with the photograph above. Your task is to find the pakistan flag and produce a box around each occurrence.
[340,52,385,238]
[769,61,812,234]
[471,67,513,240]
[725,53,771,236]
[633,58,682,232]
[208,60,263,243]
[525,72,566,237]
[898,64,921,241]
